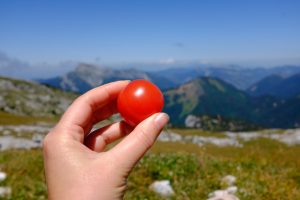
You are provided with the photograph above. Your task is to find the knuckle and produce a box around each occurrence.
[42,133,53,155]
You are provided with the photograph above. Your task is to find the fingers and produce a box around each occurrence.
[108,113,169,170]
[84,121,134,152]
[90,100,118,125]
[54,81,130,142]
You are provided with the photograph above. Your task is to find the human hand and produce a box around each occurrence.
[43,81,169,200]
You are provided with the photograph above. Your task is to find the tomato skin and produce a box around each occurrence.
[117,80,164,126]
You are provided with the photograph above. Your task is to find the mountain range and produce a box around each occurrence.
[156,64,300,90]
[1,63,300,130]
[39,63,174,93]
[247,73,300,98]
[164,77,300,129]
[164,77,253,128]
[37,63,300,129]
[39,63,300,93]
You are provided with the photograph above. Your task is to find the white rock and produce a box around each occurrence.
[226,186,238,194]
[225,129,300,146]
[0,172,6,182]
[208,188,239,200]
[0,187,11,197]
[208,190,229,198]
[149,180,174,197]
[207,192,239,200]
[2,130,10,135]
[189,136,242,147]
[272,129,300,145]
[221,175,236,186]
[158,131,183,142]
[185,115,202,128]
[32,134,44,143]
[208,175,239,200]
[157,128,300,147]
[0,125,51,134]
[0,136,42,151]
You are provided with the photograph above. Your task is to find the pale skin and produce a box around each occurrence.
[43,80,169,200]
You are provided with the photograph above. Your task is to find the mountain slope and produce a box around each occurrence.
[258,95,300,128]
[2,75,300,129]
[247,73,300,98]
[0,76,77,117]
[164,77,300,128]
[39,63,175,93]
[164,77,252,125]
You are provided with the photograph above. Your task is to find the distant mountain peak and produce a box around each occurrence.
[164,76,250,125]
[74,63,112,75]
[39,63,174,93]
[75,63,98,71]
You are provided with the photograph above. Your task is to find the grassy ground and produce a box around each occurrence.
[0,149,46,200]
[1,136,300,199]
[0,114,299,199]
[127,139,300,200]
[0,112,57,126]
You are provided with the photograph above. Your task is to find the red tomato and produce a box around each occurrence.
[117,79,164,126]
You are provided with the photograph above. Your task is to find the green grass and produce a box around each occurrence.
[0,149,46,200]
[0,111,57,125]
[170,128,227,138]
[208,78,226,93]
[126,139,300,200]
[1,126,300,199]
[1,139,300,199]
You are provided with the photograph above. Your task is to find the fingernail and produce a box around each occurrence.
[154,113,169,130]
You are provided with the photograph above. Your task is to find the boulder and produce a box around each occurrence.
[0,172,7,182]
[149,180,174,197]
[0,187,11,197]
[221,175,237,187]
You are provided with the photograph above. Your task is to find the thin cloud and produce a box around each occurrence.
[0,51,30,78]
[0,51,78,79]
[160,58,176,65]
[174,42,185,48]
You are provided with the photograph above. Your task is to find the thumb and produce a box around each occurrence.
[108,113,169,171]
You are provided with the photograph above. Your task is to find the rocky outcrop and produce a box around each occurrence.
[158,131,242,147]
[0,76,77,117]
[185,115,202,128]
[158,129,300,147]
[0,124,51,151]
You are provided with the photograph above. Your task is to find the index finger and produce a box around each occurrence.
[58,80,130,135]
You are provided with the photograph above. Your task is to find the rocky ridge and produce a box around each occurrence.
[0,76,77,117]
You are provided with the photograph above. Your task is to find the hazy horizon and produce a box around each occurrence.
[1,49,300,80]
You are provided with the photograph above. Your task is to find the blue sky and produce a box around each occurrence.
[0,0,300,73]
